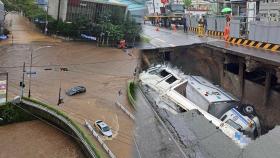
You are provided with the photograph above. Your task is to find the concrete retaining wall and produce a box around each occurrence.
[18,99,99,158]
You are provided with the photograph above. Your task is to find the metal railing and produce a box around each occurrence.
[20,99,99,158]
[85,120,116,158]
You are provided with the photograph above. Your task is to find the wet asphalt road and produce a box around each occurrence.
[134,87,187,158]
[141,24,219,49]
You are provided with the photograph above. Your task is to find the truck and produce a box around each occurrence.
[186,75,261,138]
[145,1,185,27]
[139,64,261,146]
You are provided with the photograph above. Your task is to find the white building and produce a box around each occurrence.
[145,0,162,14]
[259,0,280,21]
[145,0,184,15]
[0,0,4,33]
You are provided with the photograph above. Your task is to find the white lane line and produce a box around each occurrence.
[154,38,167,43]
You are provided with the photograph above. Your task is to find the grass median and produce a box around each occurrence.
[127,80,136,108]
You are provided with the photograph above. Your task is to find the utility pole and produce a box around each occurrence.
[45,3,49,35]
[28,48,33,98]
[57,0,61,21]
[57,80,62,105]
[153,0,156,14]
[20,62,25,99]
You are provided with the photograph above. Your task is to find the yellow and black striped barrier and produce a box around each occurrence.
[187,28,280,52]
[228,37,280,52]
[188,27,198,33]
[207,30,224,39]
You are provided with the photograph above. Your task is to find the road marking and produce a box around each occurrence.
[154,38,166,43]
[133,136,142,158]
[111,114,120,139]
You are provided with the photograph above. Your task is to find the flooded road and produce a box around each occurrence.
[0,120,85,158]
[0,13,137,158]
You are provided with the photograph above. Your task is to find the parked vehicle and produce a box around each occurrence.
[186,76,261,138]
[145,1,185,27]
[94,120,113,137]
[66,86,86,96]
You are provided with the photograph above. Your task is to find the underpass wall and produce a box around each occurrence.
[17,102,95,158]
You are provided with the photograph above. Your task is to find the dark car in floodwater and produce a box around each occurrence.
[66,86,86,96]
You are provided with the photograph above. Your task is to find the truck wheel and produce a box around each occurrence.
[243,105,255,115]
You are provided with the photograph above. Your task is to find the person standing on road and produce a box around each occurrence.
[184,14,189,33]
[183,17,187,33]
[203,15,207,35]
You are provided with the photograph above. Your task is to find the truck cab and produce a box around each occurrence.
[164,4,185,25]
[186,76,261,138]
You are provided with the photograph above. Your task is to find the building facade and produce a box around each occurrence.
[109,0,146,23]
[48,0,127,23]
[259,0,280,21]
[145,0,162,14]
[0,0,4,34]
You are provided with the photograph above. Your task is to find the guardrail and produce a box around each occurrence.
[115,101,135,120]
[19,97,100,158]
[85,120,116,158]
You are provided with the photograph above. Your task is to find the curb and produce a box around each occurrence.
[207,30,224,39]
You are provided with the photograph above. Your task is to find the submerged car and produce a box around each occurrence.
[94,120,113,137]
[66,86,86,96]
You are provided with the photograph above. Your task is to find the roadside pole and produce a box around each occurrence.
[20,62,25,99]
[28,48,33,98]
[57,81,62,105]
[6,73,8,102]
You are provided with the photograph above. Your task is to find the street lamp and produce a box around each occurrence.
[28,45,52,98]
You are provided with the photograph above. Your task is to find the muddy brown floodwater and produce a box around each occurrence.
[0,120,85,158]
[0,13,137,158]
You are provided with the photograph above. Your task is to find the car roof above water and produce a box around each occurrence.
[188,76,236,103]
[97,121,108,128]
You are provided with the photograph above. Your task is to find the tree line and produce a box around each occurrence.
[2,0,141,46]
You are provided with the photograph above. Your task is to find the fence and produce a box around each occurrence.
[205,15,280,44]
[85,120,116,158]
[249,21,280,44]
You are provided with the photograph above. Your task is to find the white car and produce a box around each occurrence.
[94,120,113,137]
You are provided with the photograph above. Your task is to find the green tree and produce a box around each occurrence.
[183,0,192,9]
